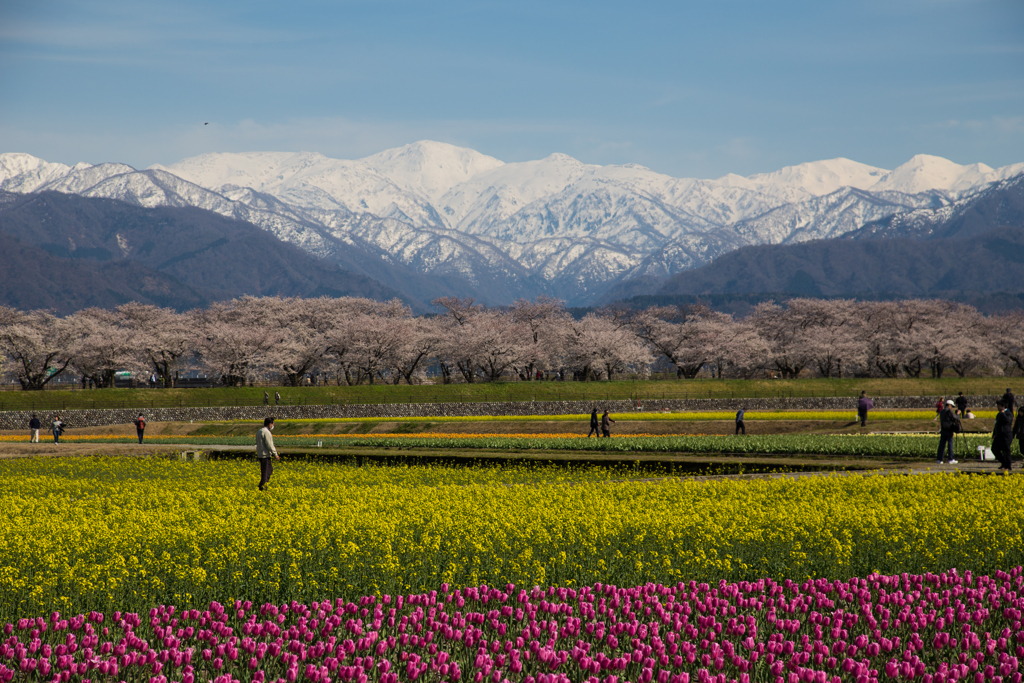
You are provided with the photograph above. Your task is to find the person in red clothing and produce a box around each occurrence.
[134,413,146,444]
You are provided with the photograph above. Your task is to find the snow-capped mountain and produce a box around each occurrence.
[1,142,1021,306]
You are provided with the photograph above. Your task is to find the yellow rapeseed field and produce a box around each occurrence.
[0,456,1019,622]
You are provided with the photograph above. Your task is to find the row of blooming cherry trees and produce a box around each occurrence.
[0,296,1022,389]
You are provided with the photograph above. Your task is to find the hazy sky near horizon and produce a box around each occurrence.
[2,0,1022,178]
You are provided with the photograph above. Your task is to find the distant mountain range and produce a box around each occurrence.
[621,173,1024,313]
[0,191,408,314]
[1,142,1022,310]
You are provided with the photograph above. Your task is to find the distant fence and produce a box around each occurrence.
[0,395,992,430]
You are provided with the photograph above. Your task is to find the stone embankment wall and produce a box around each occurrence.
[0,395,995,430]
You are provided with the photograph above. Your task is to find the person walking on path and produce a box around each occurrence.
[256,417,280,491]
[263,391,269,405]
[955,392,968,418]
[275,391,281,406]
[735,408,746,435]
[1003,388,1016,411]
[992,399,1014,472]
[51,416,64,444]
[28,414,40,443]
[601,410,615,438]
[857,391,874,427]
[134,413,146,444]
[587,409,600,438]
[1014,406,1024,458]
[936,400,960,465]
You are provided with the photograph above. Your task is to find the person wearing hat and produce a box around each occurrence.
[256,417,280,491]
[936,399,960,465]
[992,399,1014,472]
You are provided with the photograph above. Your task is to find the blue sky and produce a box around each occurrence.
[1,0,1022,178]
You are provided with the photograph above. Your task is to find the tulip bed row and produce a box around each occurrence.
[4,568,1024,683]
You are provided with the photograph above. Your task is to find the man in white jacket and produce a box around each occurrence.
[256,417,280,491]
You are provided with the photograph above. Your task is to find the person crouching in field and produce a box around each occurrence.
[256,417,280,491]
[735,408,746,435]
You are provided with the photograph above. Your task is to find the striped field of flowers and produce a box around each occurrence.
[2,456,1022,623]
[1,432,996,458]
[227,411,999,423]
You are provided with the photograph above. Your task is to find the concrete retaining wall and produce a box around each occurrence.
[0,395,997,430]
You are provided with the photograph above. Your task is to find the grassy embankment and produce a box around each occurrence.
[0,376,1014,412]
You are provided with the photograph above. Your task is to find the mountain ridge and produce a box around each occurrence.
[2,142,1022,306]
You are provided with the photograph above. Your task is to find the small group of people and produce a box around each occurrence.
[27,414,61,443]
[263,391,282,406]
[27,413,147,443]
[935,388,1023,471]
[27,414,66,443]
[587,409,615,438]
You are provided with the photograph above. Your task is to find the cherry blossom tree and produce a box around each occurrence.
[432,297,487,383]
[116,303,196,388]
[386,316,439,385]
[987,310,1024,375]
[782,299,867,378]
[631,304,734,379]
[196,297,285,386]
[564,313,652,381]
[258,297,340,387]
[510,296,571,380]
[0,307,77,390]
[67,308,145,388]
[709,319,769,379]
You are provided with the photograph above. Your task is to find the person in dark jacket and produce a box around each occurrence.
[857,391,874,427]
[1003,388,1016,411]
[28,414,41,443]
[1014,406,1024,458]
[992,399,1014,472]
[587,409,599,438]
[936,400,960,465]
[735,408,746,435]
[601,410,615,438]
[955,392,968,417]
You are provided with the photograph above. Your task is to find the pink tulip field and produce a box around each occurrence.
[4,567,1024,683]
